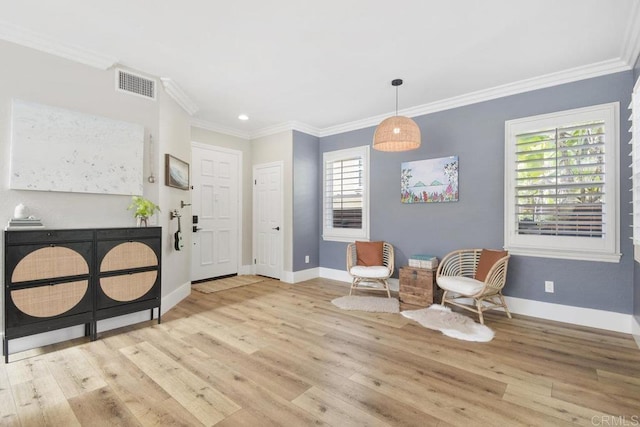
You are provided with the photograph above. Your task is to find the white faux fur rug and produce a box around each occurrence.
[402,304,494,342]
[331,296,400,313]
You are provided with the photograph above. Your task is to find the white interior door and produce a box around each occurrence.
[191,144,240,281]
[253,162,282,279]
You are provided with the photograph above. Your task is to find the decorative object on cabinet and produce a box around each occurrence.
[408,254,438,269]
[127,196,160,227]
[399,266,438,306]
[401,156,458,203]
[165,154,190,190]
[3,227,161,363]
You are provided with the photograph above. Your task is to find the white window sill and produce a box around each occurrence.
[322,234,369,243]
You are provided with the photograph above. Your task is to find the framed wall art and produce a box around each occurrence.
[165,154,190,190]
[10,99,144,195]
[401,156,458,203]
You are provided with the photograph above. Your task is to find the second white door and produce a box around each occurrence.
[253,162,282,279]
[191,144,240,281]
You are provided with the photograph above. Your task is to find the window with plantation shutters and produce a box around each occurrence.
[631,78,640,260]
[515,121,605,237]
[505,103,620,262]
[323,145,370,242]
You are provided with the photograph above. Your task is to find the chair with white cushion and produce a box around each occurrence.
[346,241,394,298]
[435,248,511,324]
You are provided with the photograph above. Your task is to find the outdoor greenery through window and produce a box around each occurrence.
[515,121,605,238]
[504,103,619,262]
[323,145,369,242]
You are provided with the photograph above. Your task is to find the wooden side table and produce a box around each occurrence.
[399,266,439,306]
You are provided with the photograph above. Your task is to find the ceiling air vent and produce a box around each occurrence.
[116,68,156,100]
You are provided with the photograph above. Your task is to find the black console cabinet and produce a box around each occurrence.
[3,227,161,362]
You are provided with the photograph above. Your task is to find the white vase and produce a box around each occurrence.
[14,203,27,219]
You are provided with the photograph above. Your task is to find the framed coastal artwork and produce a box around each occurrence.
[165,154,190,190]
[401,156,458,203]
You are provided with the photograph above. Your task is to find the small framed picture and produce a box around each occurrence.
[165,154,190,190]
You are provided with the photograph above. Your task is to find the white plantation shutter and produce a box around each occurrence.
[322,146,370,241]
[514,121,606,238]
[631,82,640,246]
[325,157,363,229]
[505,103,620,262]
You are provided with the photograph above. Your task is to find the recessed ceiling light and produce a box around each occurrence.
[238,114,249,121]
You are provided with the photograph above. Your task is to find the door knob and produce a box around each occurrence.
[193,226,202,232]
[272,226,280,231]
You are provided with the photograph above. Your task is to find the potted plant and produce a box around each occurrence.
[128,196,160,227]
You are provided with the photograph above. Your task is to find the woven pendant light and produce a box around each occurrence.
[373,79,421,152]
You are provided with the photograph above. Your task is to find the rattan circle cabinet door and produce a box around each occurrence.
[97,238,160,308]
[5,230,93,328]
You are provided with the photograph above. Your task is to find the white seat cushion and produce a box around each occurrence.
[437,276,485,295]
[350,266,390,278]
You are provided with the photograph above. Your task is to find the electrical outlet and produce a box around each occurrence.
[305,255,310,264]
[545,281,554,293]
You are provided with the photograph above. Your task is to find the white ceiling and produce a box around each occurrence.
[1,0,639,139]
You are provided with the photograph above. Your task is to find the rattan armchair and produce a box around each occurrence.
[435,249,511,324]
[346,242,394,298]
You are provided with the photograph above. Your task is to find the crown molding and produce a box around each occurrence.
[160,78,199,116]
[207,56,631,141]
[318,58,631,137]
[248,121,320,139]
[249,122,296,139]
[287,121,321,138]
[621,0,640,66]
[191,118,251,140]
[0,20,117,70]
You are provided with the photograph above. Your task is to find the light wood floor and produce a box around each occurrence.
[1,277,639,426]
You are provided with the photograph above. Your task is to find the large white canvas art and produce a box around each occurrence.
[10,99,144,195]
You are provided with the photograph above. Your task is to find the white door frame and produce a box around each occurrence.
[191,141,243,278]
[253,161,284,278]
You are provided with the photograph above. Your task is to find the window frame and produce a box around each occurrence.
[504,102,620,263]
[322,145,370,242]
[631,77,640,262]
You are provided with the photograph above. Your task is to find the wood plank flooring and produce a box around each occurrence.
[1,277,639,426]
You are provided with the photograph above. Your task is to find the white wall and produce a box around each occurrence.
[158,86,192,300]
[251,131,293,275]
[191,127,253,267]
[0,40,191,351]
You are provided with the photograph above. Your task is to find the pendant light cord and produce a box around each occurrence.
[395,86,399,116]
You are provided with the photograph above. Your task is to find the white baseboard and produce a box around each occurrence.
[239,264,253,275]
[290,267,320,283]
[4,281,192,358]
[318,267,634,334]
[280,270,294,284]
[160,281,191,315]
[502,296,633,334]
[317,267,399,291]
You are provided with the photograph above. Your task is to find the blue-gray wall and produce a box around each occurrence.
[319,71,634,314]
[292,130,320,271]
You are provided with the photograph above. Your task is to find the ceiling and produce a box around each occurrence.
[1,0,639,139]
